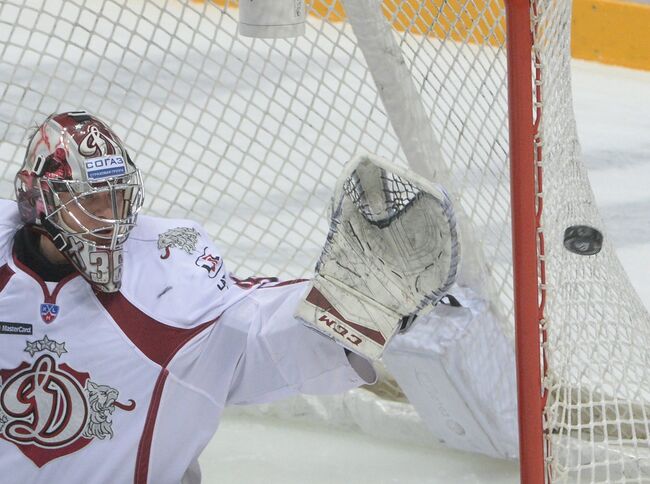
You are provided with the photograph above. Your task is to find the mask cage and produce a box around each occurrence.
[41,169,144,250]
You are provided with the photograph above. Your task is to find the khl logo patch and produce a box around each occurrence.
[40,303,60,323]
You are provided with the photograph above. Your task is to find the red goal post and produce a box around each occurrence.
[506,0,545,481]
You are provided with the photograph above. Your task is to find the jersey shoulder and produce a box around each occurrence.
[0,199,22,265]
[121,214,232,327]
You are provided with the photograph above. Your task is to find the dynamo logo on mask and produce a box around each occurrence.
[85,155,127,180]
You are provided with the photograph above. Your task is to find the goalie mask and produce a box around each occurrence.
[14,111,144,293]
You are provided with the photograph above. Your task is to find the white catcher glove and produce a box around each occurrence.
[295,154,460,360]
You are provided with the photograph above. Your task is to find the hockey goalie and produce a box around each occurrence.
[0,112,478,483]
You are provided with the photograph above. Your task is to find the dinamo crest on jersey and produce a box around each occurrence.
[0,336,136,467]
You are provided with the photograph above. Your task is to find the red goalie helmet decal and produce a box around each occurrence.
[14,111,145,293]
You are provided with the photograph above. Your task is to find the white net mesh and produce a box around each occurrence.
[1,0,648,481]
[532,0,650,482]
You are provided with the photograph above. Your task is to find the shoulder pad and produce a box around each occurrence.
[120,214,232,327]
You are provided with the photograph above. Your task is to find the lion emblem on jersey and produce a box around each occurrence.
[158,227,200,259]
[84,381,136,440]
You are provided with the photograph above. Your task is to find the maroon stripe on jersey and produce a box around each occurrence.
[11,252,80,303]
[12,253,49,298]
[305,286,386,345]
[229,276,308,290]
[134,368,168,484]
[258,278,309,289]
[0,264,15,293]
[96,291,217,367]
[49,272,82,302]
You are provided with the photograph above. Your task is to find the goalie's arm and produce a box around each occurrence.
[225,280,376,406]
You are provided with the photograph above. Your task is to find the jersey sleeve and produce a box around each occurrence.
[121,213,375,405]
[0,200,22,265]
[223,279,376,406]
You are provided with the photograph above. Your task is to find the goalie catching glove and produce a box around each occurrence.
[295,154,460,360]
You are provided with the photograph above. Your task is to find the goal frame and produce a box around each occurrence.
[506,0,546,481]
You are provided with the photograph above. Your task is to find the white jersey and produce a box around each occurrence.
[0,199,373,484]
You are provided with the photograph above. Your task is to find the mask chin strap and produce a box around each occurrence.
[39,214,69,251]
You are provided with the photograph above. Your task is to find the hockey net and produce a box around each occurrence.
[1,0,649,482]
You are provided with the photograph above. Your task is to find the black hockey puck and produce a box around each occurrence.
[563,225,603,255]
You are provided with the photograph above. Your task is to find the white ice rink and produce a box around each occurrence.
[198,60,650,484]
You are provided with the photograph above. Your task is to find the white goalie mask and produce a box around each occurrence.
[14,111,144,293]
